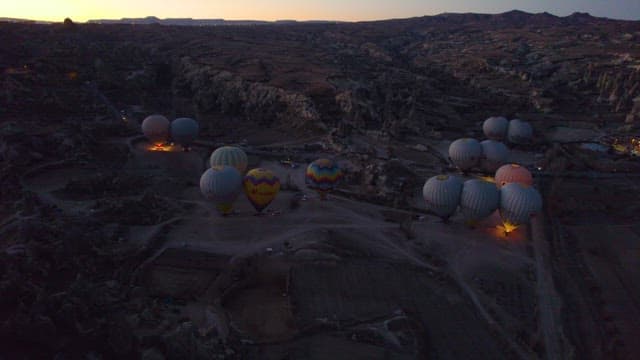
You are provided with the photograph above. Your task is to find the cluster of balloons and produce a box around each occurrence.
[141,115,199,151]
[483,116,533,145]
[422,163,541,233]
[449,138,509,173]
[199,146,281,216]
[448,116,534,173]
[199,155,344,216]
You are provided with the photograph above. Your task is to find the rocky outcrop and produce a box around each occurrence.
[625,96,640,124]
[596,67,640,113]
[174,57,325,132]
[333,69,467,138]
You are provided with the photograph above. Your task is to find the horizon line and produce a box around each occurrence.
[0,9,635,25]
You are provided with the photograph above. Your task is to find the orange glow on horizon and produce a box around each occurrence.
[2,0,396,22]
[3,1,639,23]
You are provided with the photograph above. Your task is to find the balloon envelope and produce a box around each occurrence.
[460,179,500,223]
[243,168,281,212]
[142,115,170,144]
[209,146,248,174]
[499,182,543,228]
[422,175,463,218]
[480,140,510,173]
[170,117,199,147]
[495,163,533,189]
[449,138,482,171]
[305,159,342,197]
[483,116,509,140]
[507,119,533,144]
[200,166,242,215]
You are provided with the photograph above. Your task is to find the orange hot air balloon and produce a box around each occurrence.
[494,163,533,189]
[243,168,281,213]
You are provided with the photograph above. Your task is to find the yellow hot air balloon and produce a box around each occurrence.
[243,168,281,213]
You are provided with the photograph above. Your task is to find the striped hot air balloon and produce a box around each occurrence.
[483,116,508,140]
[305,158,343,200]
[495,163,533,189]
[243,168,281,213]
[499,182,543,233]
[422,175,463,221]
[200,165,242,215]
[480,140,510,173]
[142,114,170,145]
[449,138,482,171]
[460,179,500,226]
[170,117,199,151]
[209,146,248,174]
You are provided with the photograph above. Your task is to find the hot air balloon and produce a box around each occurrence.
[200,165,242,215]
[141,114,170,146]
[499,182,543,234]
[507,119,533,144]
[170,117,199,151]
[480,140,510,173]
[305,158,343,200]
[422,175,463,221]
[209,146,248,174]
[243,168,280,213]
[460,179,500,226]
[494,164,533,189]
[449,138,482,172]
[483,116,508,140]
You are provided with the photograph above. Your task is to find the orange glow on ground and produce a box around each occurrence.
[498,223,519,237]
[147,143,178,152]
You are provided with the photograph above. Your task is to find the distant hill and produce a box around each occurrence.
[0,17,51,24]
[357,9,620,29]
[87,16,342,26]
[0,10,628,27]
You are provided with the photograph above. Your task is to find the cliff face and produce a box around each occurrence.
[173,58,325,132]
[595,67,640,115]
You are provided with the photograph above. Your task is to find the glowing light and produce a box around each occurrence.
[499,222,519,236]
[610,137,640,156]
[479,176,495,183]
[148,143,175,152]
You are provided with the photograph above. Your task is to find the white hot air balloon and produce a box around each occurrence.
[495,163,533,189]
[448,138,482,171]
[422,175,463,221]
[499,182,543,233]
[170,117,199,151]
[483,116,508,140]
[141,114,170,146]
[480,140,510,173]
[209,146,248,174]
[507,119,533,144]
[200,165,243,215]
[460,179,500,226]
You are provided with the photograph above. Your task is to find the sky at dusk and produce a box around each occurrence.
[2,0,639,22]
